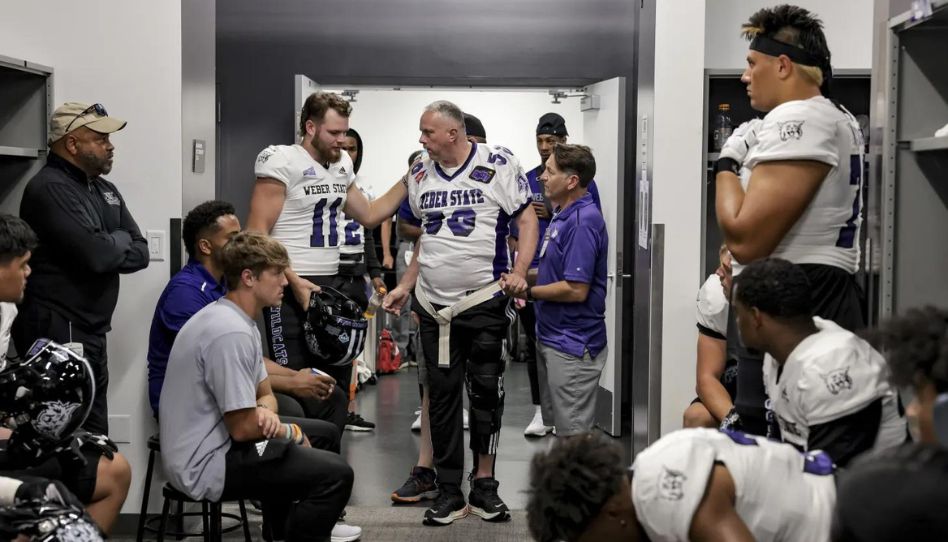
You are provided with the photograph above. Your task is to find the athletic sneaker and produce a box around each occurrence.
[463,408,469,430]
[468,478,510,522]
[392,465,440,503]
[331,522,362,542]
[411,409,422,432]
[345,412,375,432]
[524,406,553,437]
[423,488,469,526]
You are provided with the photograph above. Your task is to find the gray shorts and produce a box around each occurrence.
[537,342,607,436]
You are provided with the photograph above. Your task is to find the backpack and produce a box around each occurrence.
[376,329,402,374]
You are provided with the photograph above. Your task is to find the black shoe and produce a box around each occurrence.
[422,489,468,526]
[392,466,440,503]
[345,412,375,432]
[468,478,510,522]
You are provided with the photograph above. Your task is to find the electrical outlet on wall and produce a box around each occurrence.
[146,230,166,262]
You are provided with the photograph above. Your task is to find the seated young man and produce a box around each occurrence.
[731,258,906,467]
[0,214,130,535]
[147,200,346,433]
[159,231,357,542]
[527,428,837,542]
[683,246,738,428]
[831,306,948,541]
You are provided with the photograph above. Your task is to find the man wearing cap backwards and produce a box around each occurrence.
[714,5,867,436]
[12,102,149,435]
[511,112,600,437]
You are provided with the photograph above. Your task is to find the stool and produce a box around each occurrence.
[153,483,251,542]
[137,434,251,541]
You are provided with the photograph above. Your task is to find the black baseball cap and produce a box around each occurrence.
[464,113,486,140]
[536,113,568,137]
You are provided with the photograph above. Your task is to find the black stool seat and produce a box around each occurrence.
[137,433,251,541]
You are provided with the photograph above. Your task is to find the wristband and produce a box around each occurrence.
[714,157,741,177]
[526,286,534,302]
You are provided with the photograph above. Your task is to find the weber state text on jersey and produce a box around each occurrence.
[631,428,836,542]
[255,144,356,275]
[407,143,531,305]
[741,95,865,274]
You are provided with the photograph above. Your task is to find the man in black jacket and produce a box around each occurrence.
[13,102,149,434]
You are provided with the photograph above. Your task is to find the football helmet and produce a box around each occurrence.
[303,287,368,367]
[0,499,103,541]
[0,339,95,466]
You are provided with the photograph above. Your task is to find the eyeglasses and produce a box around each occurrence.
[63,103,108,134]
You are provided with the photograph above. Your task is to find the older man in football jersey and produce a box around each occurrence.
[247,92,407,416]
[714,5,868,436]
[731,258,905,467]
[384,100,538,526]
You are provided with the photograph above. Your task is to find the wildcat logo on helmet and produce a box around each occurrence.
[34,401,82,439]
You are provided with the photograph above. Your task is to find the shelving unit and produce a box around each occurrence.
[0,54,53,215]
[875,0,948,316]
[700,70,871,279]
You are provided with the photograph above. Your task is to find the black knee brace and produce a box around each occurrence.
[467,360,506,438]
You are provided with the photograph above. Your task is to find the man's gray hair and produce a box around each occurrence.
[424,100,466,131]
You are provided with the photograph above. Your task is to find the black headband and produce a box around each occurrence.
[749,35,826,68]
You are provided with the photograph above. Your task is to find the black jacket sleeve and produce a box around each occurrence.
[363,227,382,279]
[29,183,134,274]
[116,193,150,273]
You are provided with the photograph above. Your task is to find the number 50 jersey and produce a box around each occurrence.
[407,143,532,305]
[254,144,356,276]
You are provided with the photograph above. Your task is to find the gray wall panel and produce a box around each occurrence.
[216,0,637,222]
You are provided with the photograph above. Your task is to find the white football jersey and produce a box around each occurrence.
[763,317,906,452]
[338,176,375,256]
[741,96,865,273]
[695,274,728,337]
[254,144,355,276]
[407,143,531,305]
[0,302,17,367]
[631,428,836,542]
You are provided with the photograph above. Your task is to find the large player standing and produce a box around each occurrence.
[385,101,538,526]
[715,5,868,435]
[247,92,406,405]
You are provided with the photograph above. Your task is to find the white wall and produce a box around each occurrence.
[653,1,707,434]
[0,1,182,514]
[318,87,586,196]
[705,0,874,70]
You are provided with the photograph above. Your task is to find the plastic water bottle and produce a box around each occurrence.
[363,288,386,319]
[713,103,733,151]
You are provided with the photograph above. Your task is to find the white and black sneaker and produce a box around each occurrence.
[422,488,469,526]
[345,412,375,432]
[468,478,510,522]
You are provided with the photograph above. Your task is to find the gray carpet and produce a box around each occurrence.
[118,505,532,541]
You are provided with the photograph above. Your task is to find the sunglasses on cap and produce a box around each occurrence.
[64,103,108,134]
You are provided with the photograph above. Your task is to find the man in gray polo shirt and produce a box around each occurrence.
[160,231,356,542]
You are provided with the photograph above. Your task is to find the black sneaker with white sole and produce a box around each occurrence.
[345,412,375,432]
[422,489,468,526]
[392,466,440,503]
[468,478,510,522]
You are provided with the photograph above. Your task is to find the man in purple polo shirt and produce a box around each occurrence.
[506,143,608,437]
[509,113,601,437]
[147,201,342,431]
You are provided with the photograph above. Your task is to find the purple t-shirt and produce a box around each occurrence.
[534,192,608,358]
[510,165,601,269]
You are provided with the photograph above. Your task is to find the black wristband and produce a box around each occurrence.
[714,157,742,177]
[526,286,534,301]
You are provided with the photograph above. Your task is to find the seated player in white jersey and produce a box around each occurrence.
[384,100,538,526]
[526,429,837,542]
[831,306,948,541]
[716,5,868,437]
[732,258,906,467]
[683,245,738,428]
[247,92,409,426]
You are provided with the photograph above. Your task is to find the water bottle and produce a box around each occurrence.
[712,103,733,151]
[363,288,386,319]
